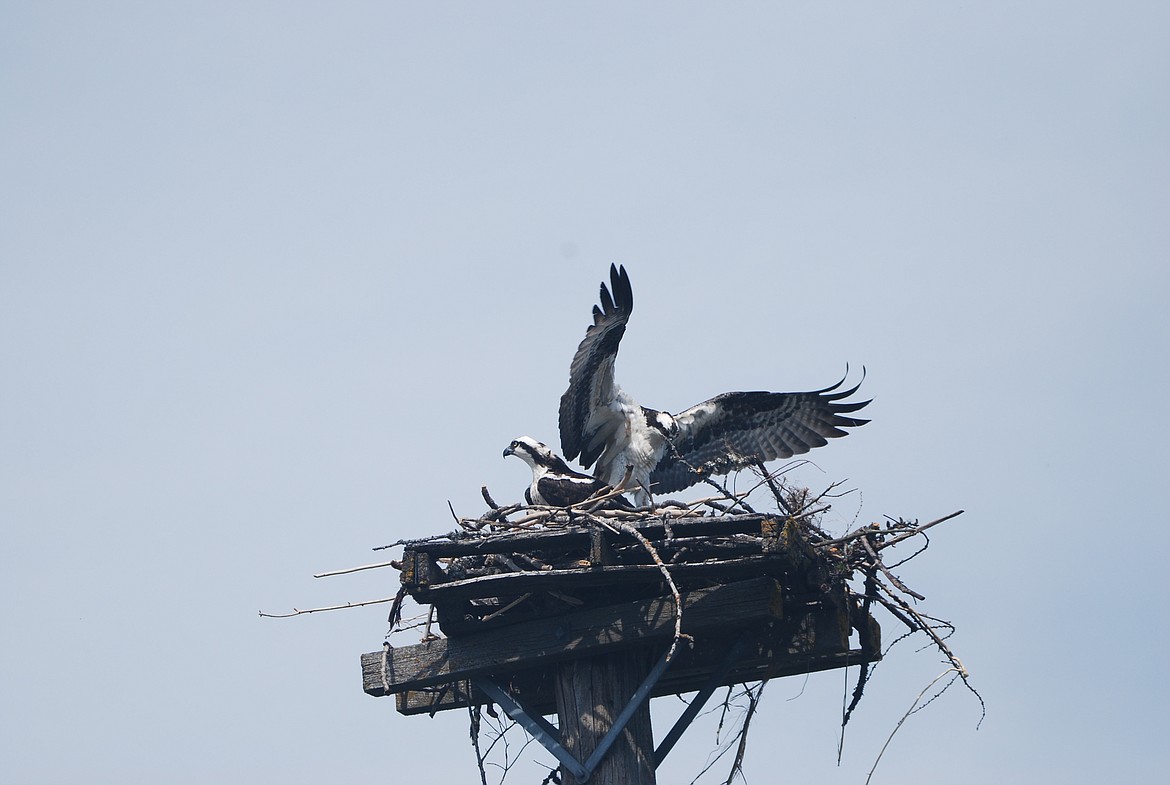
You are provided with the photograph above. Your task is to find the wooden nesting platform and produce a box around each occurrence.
[361,513,880,716]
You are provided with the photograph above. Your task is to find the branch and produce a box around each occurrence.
[481,485,501,510]
[594,513,691,661]
[313,560,400,579]
[258,595,398,619]
[865,669,960,785]
[876,510,965,550]
[860,534,925,601]
[723,681,766,785]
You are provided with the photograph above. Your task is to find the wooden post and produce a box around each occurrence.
[554,647,656,785]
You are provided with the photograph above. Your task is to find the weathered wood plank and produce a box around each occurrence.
[407,553,809,602]
[399,550,444,588]
[361,577,784,697]
[403,514,782,558]
[389,601,881,716]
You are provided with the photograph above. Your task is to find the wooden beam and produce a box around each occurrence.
[406,553,810,602]
[398,550,444,588]
[361,577,784,697]
[400,514,781,558]
[388,601,880,716]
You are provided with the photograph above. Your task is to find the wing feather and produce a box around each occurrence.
[558,264,634,469]
[649,371,871,494]
[536,475,601,507]
[535,475,635,509]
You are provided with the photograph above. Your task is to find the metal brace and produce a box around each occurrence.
[471,634,752,781]
[473,645,675,783]
[653,633,750,766]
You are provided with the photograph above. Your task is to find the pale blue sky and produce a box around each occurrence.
[2,3,1168,783]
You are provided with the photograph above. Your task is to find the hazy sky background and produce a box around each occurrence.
[3,3,1167,783]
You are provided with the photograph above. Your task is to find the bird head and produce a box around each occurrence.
[652,410,680,440]
[503,436,556,468]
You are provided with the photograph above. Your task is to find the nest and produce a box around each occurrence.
[269,466,980,784]
[376,471,971,706]
[392,483,860,651]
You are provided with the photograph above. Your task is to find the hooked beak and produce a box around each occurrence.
[502,445,515,458]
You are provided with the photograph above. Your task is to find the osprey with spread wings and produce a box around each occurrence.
[557,265,871,506]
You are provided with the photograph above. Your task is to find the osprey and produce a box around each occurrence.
[558,264,871,506]
[503,436,633,509]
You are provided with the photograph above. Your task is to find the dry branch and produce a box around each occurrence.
[258,595,398,618]
[313,560,400,578]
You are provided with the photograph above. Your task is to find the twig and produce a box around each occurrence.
[873,576,966,677]
[876,510,965,550]
[373,531,464,551]
[479,592,533,624]
[884,532,930,570]
[815,524,883,549]
[860,534,926,601]
[865,669,959,785]
[753,461,792,516]
[596,514,691,661]
[421,604,439,642]
[313,560,400,578]
[571,482,633,512]
[813,508,963,551]
[469,704,489,785]
[258,595,399,618]
[686,683,765,785]
[908,670,960,718]
[870,593,920,634]
[715,686,733,743]
[481,485,501,510]
[722,681,766,785]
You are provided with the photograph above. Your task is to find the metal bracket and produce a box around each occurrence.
[473,676,589,781]
[473,645,675,783]
[653,633,750,766]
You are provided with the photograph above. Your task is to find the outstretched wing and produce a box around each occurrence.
[558,264,634,470]
[650,372,871,494]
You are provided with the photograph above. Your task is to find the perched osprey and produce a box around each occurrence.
[503,436,632,509]
[558,264,871,506]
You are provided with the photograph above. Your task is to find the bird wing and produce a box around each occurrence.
[535,474,635,509]
[649,372,871,494]
[558,264,634,471]
[535,474,603,507]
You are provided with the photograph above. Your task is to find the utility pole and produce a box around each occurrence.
[555,648,656,784]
